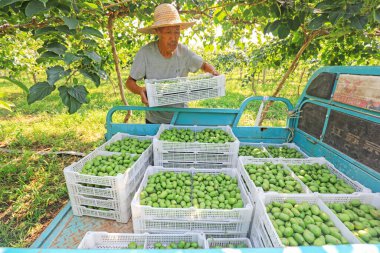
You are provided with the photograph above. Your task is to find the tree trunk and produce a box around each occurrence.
[298,68,306,96]
[32,72,37,83]
[258,31,323,125]
[262,68,266,86]
[107,12,132,123]
[251,72,257,95]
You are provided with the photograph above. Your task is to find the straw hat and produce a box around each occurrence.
[138,3,195,34]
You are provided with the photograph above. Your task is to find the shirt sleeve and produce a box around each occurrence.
[186,46,203,73]
[130,49,146,80]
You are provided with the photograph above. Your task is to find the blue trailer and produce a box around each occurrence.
[3,66,379,252]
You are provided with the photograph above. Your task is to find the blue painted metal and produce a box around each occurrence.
[16,66,379,252]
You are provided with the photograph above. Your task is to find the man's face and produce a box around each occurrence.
[157,26,180,52]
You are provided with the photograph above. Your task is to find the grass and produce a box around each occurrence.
[0,70,305,247]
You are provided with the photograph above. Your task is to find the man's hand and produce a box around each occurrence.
[139,87,149,106]
[201,62,220,76]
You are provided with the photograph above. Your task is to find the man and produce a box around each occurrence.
[126,3,219,124]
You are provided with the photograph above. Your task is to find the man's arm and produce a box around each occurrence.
[201,62,219,76]
[125,76,149,106]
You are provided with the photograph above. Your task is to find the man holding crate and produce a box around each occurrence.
[126,3,219,124]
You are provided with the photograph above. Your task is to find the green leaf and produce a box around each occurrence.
[0,76,28,93]
[0,100,13,111]
[308,15,328,30]
[62,16,79,30]
[278,24,290,39]
[46,66,70,85]
[347,3,363,15]
[85,51,101,63]
[40,51,60,58]
[82,39,97,46]
[350,16,368,29]
[269,20,281,33]
[25,0,45,17]
[34,26,56,36]
[289,18,300,31]
[80,69,100,86]
[374,9,380,22]
[271,3,281,17]
[46,42,67,55]
[329,11,344,25]
[0,0,24,8]
[58,86,83,114]
[68,85,88,104]
[64,53,81,65]
[315,1,335,10]
[82,26,103,38]
[27,82,55,104]
[83,1,98,9]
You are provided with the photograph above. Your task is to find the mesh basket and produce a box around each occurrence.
[281,157,371,194]
[146,74,226,107]
[249,193,359,248]
[154,124,239,153]
[131,166,253,222]
[206,238,252,248]
[237,157,310,199]
[78,232,207,249]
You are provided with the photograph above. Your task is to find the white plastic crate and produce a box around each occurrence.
[133,218,250,235]
[158,162,233,170]
[64,147,151,188]
[78,232,207,249]
[319,192,380,243]
[96,133,153,164]
[237,157,310,198]
[132,166,253,222]
[206,238,252,248]
[71,189,136,223]
[205,233,248,239]
[78,232,147,249]
[144,233,207,249]
[155,151,236,164]
[146,74,226,107]
[281,157,371,193]
[239,142,271,158]
[250,193,359,248]
[260,143,309,158]
[153,124,239,154]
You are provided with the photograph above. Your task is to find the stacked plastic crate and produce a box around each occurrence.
[78,232,208,249]
[237,141,373,248]
[153,124,239,169]
[131,167,253,238]
[64,133,153,222]
[146,74,226,107]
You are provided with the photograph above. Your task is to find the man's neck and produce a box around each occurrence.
[157,40,175,58]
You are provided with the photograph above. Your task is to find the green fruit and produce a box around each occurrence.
[325,235,341,245]
[313,236,326,246]
[284,227,294,237]
[288,237,298,246]
[320,223,331,235]
[303,229,316,244]
[338,213,351,222]
[311,205,320,215]
[350,199,361,207]
[292,224,304,234]
[279,213,290,221]
[307,224,322,237]
[281,238,289,246]
[357,230,371,243]
[294,233,305,245]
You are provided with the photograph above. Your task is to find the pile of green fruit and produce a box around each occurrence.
[288,163,355,193]
[84,205,111,211]
[327,200,380,243]
[105,137,151,154]
[195,128,235,143]
[192,173,243,209]
[266,146,304,158]
[210,243,248,248]
[239,145,269,158]
[80,153,140,176]
[266,199,349,246]
[159,128,234,143]
[140,172,244,210]
[244,163,303,193]
[124,242,144,249]
[152,241,201,249]
[140,171,192,208]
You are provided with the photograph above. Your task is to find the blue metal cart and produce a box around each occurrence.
[3,66,380,252]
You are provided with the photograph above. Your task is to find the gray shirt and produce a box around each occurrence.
[130,41,203,123]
